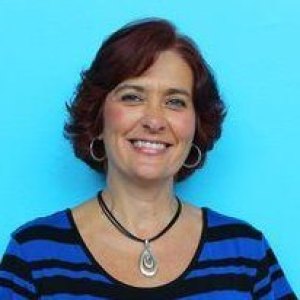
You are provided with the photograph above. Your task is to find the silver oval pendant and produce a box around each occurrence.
[139,240,158,277]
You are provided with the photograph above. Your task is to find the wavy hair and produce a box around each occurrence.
[64,18,226,181]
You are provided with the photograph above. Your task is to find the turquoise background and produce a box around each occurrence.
[0,0,299,294]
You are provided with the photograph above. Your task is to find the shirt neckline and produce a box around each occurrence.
[66,205,209,291]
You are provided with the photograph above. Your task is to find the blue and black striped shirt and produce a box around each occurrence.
[0,207,296,299]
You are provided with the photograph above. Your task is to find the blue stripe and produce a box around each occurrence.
[4,238,22,256]
[200,238,265,260]
[254,264,281,291]
[0,286,29,300]
[21,241,88,263]
[185,265,256,279]
[272,275,294,298]
[179,290,252,299]
[33,268,112,284]
[13,211,71,234]
[206,209,247,227]
[0,270,35,293]
[41,294,106,300]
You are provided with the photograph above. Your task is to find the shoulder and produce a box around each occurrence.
[199,208,296,298]
[12,209,73,245]
[205,207,261,236]
[203,207,267,259]
[183,203,262,239]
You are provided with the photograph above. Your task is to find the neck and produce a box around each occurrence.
[102,173,177,239]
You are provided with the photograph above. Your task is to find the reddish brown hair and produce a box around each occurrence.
[64,18,226,181]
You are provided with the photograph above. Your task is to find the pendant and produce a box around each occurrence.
[139,240,158,277]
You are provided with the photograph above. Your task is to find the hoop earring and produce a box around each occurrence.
[90,137,106,162]
[183,143,202,169]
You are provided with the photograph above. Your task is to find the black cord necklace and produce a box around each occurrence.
[97,191,182,277]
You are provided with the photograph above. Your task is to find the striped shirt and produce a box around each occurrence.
[0,207,296,299]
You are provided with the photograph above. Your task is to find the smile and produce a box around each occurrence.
[128,139,172,154]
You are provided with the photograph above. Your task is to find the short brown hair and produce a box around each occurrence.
[64,18,226,181]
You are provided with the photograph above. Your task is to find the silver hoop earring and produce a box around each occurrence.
[90,137,106,162]
[183,143,202,169]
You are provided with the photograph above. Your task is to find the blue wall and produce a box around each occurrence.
[1,0,299,293]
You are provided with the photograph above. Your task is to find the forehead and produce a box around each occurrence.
[119,50,193,93]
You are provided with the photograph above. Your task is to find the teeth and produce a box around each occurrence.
[132,140,166,150]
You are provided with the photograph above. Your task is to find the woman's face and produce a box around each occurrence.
[102,50,195,183]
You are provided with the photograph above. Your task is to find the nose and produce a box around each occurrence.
[141,106,167,133]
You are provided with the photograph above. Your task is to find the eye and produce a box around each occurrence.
[120,93,143,104]
[166,98,187,109]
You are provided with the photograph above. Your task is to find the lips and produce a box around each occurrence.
[129,139,172,147]
[128,139,173,154]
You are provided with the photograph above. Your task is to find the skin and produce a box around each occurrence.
[102,50,196,230]
[72,50,204,287]
[103,50,196,184]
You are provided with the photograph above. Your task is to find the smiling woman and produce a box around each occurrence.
[64,18,225,182]
[102,50,195,183]
[0,18,296,299]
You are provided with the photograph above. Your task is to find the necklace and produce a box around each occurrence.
[97,191,182,278]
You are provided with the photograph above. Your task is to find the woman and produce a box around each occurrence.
[0,19,296,299]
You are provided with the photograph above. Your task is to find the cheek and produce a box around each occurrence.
[104,104,124,131]
[103,102,140,134]
[103,101,136,135]
[173,112,196,141]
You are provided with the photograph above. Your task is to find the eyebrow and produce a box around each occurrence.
[167,88,191,98]
[114,84,144,94]
[114,84,191,98]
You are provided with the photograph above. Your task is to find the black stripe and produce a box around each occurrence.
[207,224,261,242]
[36,276,115,297]
[30,259,98,273]
[278,294,298,300]
[175,273,253,296]
[253,281,271,299]
[272,269,284,282]
[117,275,252,300]
[0,254,32,282]
[14,226,76,244]
[254,269,290,298]
[0,278,36,299]
[195,257,259,269]
[256,248,278,282]
[35,273,253,298]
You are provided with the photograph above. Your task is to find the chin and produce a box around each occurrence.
[130,168,174,183]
